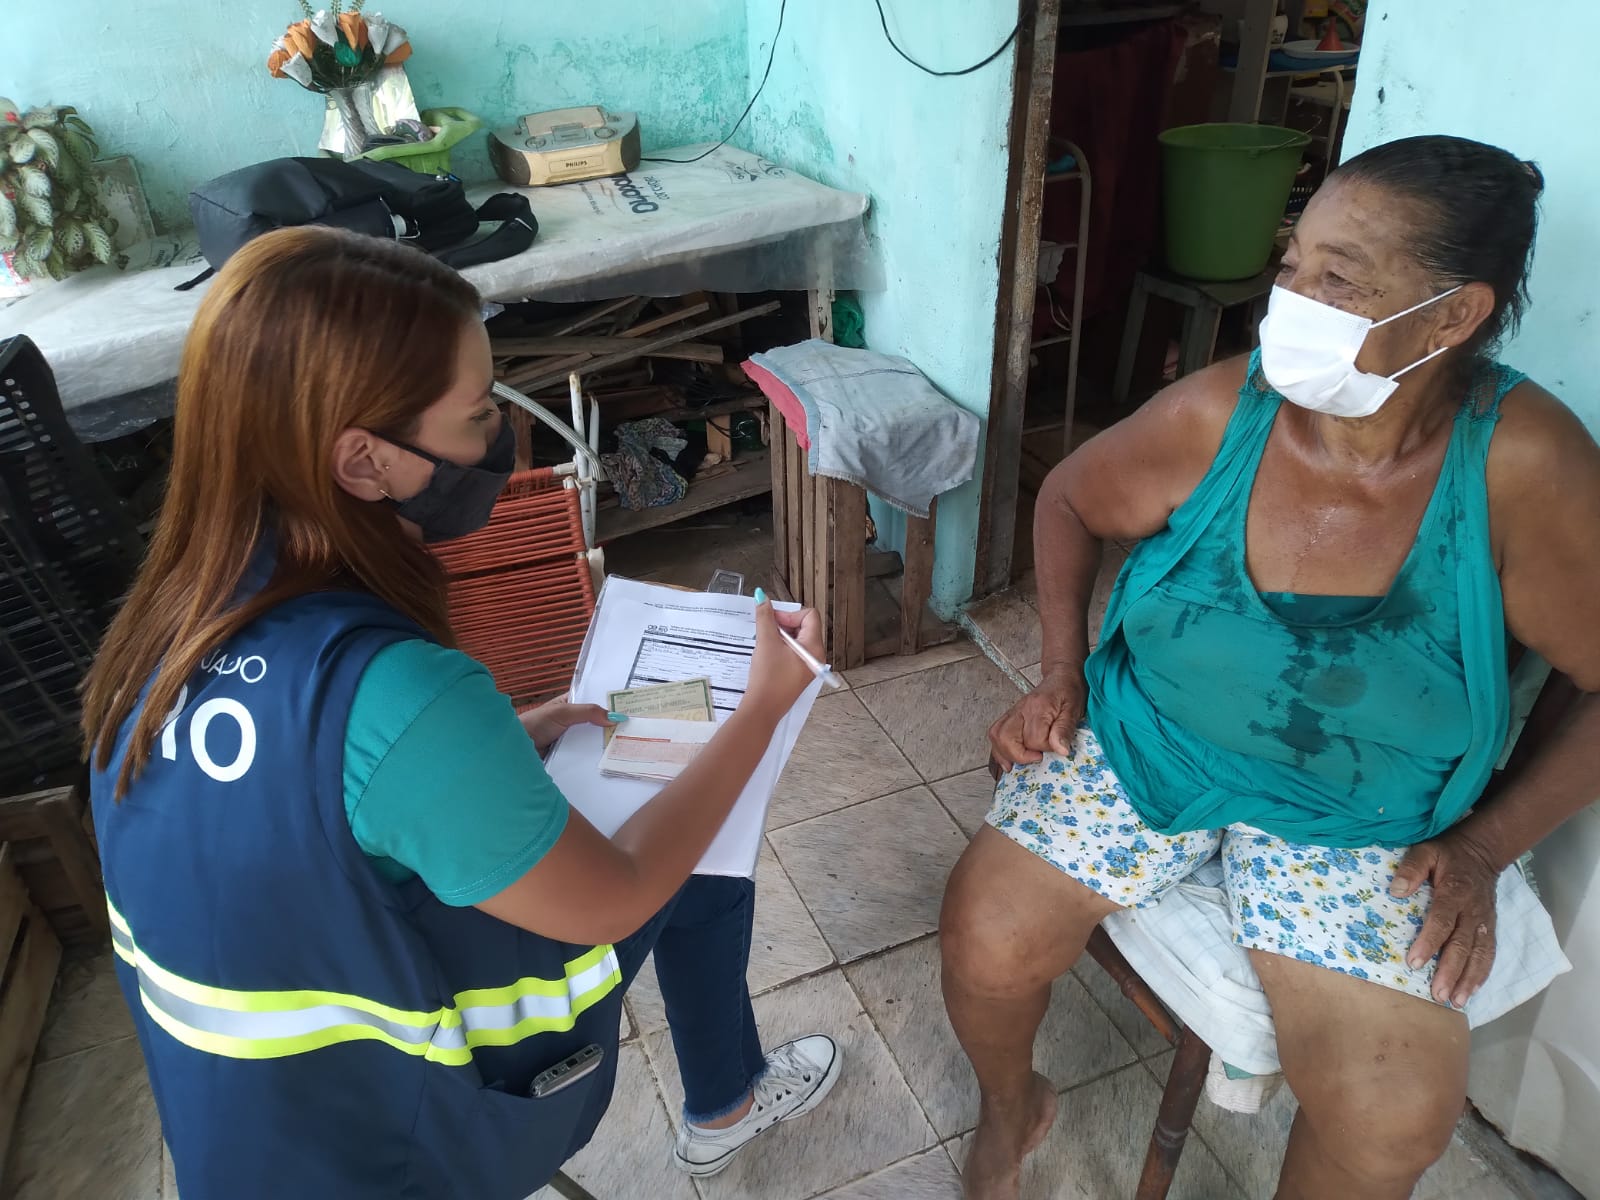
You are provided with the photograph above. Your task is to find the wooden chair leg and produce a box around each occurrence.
[1135,1024,1212,1200]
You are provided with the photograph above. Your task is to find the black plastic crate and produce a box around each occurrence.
[0,336,146,792]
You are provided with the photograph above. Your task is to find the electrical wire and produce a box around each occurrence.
[642,0,789,164]
[643,0,1022,166]
[872,0,1025,77]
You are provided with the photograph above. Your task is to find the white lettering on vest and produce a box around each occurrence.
[159,684,190,762]
[200,650,269,684]
[189,698,257,783]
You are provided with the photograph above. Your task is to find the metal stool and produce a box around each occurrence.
[1111,264,1277,406]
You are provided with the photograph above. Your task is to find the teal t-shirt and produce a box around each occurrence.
[342,639,569,906]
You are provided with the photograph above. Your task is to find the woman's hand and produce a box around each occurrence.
[1389,832,1500,1008]
[741,593,823,724]
[988,664,1086,771]
[518,699,619,755]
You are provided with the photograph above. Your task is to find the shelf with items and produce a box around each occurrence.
[595,448,772,543]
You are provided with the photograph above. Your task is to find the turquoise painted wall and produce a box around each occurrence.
[741,0,1018,614]
[6,0,1018,612]
[1,2,750,231]
[1343,0,1600,433]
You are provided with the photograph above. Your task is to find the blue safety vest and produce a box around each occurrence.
[91,591,626,1199]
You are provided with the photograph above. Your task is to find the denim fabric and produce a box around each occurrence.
[614,875,766,1122]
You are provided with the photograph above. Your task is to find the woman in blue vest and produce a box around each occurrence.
[82,226,840,1199]
[943,135,1600,1199]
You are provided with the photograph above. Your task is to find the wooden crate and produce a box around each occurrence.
[0,842,64,1166]
[768,407,942,669]
[0,787,107,946]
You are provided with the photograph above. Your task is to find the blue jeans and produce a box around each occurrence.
[615,875,766,1123]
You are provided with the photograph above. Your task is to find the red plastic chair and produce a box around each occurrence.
[433,468,600,706]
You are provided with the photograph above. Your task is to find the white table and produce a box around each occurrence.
[0,146,871,442]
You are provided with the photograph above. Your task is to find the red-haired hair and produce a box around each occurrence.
[83,226,481,795]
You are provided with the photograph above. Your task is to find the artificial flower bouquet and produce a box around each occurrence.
[266,2,422,157]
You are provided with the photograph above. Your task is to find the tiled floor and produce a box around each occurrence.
[5,554,1571,1199]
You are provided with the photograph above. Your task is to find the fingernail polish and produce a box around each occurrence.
[607,712,629,723]
[754,587,768,605]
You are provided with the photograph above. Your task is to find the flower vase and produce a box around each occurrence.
[325,87,374,157]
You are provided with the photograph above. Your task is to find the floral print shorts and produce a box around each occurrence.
[986,725,1450,1006]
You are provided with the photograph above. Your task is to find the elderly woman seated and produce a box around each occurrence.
[941,134,1600,1200]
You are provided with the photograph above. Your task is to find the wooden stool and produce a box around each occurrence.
[1112,264,1277,406]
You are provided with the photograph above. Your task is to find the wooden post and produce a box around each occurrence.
[829,483,869,670]
[808,287,835,342]
[505,402,535,473]
[769,405,790,592]
[973,0,1060,598]
[785,428,807,602]
[810,474,834,650]
[797,450,815,607]
[900,500,938,656]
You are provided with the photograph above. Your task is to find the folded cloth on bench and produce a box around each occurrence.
[746,340,980,518]
[1102,855,1572,1077]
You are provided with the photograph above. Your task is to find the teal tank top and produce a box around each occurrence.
[1084,352,1524,848]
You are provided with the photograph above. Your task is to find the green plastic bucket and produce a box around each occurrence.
[1158,123,1311,281]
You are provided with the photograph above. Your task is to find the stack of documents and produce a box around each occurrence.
[545,577,823,878]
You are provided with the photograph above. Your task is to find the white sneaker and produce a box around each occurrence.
[672,1034,842,1177]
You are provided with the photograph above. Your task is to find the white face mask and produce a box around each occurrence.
[1259,284,1462,418]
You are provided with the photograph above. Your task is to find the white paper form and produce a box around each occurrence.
[545,577,822,877]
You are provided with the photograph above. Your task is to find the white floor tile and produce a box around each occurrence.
[770,787,968,963]
[769,691,921,830]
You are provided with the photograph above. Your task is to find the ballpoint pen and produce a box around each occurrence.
[755,588,844,690]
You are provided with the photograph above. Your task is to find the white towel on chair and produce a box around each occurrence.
[1101,856,1572,1077]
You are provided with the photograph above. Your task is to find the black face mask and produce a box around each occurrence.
[377,417,515,543]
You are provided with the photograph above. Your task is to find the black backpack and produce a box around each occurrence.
[178,156,537,290]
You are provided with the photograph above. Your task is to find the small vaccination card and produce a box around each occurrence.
[598,718,716,783]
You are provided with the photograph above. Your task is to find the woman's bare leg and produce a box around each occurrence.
[1252,950,1469,1200]
[940,827,1121,1200]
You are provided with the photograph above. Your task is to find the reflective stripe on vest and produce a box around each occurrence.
[107,896,621,1065]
